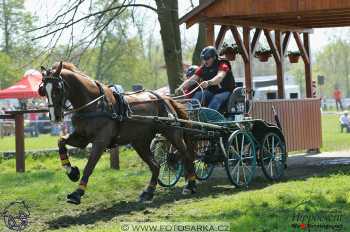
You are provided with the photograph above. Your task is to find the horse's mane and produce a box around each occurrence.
[52,62,90,78]
[53,61,116,105]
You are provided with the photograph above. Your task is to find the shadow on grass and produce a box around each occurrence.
[46,164,350,230]
[46,165,350,230]
[46,177,235,229]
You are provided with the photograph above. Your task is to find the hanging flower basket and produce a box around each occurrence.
[254,48,272,62]
[220,43,241,61]
[287,51,301,63]
[232,44,241,55]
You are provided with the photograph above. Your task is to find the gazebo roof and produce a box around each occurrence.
[180,0,350,31]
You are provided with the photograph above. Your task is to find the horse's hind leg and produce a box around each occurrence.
[58,132,88,182]
[132,140,160,203]
[164,130,197,195]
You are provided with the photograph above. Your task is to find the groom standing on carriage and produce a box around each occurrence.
[177,46,236,111]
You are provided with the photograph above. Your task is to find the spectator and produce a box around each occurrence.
[29,112,39,137]
[339,111,350,133]
[333,87,343,111]
[183,65,199,98]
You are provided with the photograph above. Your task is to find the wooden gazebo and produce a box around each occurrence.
[179,0,350,152]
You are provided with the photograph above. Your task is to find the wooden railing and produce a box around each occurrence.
[251,98,322,152]
[1,109,120,172]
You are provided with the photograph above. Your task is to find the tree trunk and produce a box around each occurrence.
[2,0,10,54]
[155,0,183,93]
[191,0,207,66]
[95,36,107,81]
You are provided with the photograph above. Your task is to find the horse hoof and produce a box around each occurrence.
[66,189,83,205]
[67,166,80,182]
[139,190,154,203]
[182,181,197,195]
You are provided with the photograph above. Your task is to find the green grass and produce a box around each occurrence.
[1,150,350,231]
[321,114,350,151]
[0,114,349,153]
[0,134,58,152]
[0,114,350,231]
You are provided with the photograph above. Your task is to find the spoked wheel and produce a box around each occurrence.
[194,160,214,181]
[194,140,214,181]
[150,137,183,187]
[260,132,287,181]
[225,130,257,187]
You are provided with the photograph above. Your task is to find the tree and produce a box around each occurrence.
[315,38,350,97]
[0,0,36,54]
[191,0,206,66]
[0,52,22,88]
[30,0,183,92]
[155,0,183,93]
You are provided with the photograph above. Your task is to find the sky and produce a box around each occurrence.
[23,0,350,56]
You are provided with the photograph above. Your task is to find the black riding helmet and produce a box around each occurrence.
[200,46,218,60]
[185,65,199,78]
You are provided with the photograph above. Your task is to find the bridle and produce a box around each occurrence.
[39,69,105,118]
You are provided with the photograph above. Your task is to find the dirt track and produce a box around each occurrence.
[209,150,350,181]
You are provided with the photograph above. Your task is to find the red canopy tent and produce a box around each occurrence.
[0,70,42,99]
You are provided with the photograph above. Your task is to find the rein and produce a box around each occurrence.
[63,95,105,116]
[61,81,201,118]
[171,83,203,100]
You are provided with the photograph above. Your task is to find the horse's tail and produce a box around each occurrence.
[167,98,188,120]
[167,98,196,160]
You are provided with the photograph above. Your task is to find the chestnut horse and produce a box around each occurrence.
[39,61,196,204]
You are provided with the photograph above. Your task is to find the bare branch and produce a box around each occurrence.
[31,3,157,41]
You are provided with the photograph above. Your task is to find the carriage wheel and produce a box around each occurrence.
[225,130,257,187]
[194,139,214,180]
[260,132,287,181]
[150,137,183,187]
[194,160,214,181]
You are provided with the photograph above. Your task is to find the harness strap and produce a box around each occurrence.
[148,91,178,119]
[64,95,105,116]
[95,81,107,112]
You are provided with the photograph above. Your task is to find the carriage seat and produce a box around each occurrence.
[221,87,252,120]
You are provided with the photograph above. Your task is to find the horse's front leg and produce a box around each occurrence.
[66,141,107,204]
[58,132,88,182]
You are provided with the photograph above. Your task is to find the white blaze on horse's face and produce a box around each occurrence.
[45,82,55,122]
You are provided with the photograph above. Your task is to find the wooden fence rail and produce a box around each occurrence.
[1,109,119,172]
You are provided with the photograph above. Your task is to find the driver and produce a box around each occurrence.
[177,46,235,111]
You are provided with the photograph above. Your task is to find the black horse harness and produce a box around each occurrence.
[72,82,131,122]
[39,70,177,123]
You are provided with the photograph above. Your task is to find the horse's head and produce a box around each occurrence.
[39,61,66,122]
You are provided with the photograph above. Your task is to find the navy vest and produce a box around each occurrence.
[200,59,235,93]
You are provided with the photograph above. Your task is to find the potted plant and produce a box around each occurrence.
[254,48,272,62]
[220,43,240,61]
[232,44,241,55]
[287,51,301,63]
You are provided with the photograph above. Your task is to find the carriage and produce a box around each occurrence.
[150,87,287,188]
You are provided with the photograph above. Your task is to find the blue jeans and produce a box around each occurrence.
[192,90,231,111]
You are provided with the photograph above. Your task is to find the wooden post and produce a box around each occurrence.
[304,32,312,98]
[110,146,120,170]
[231,27,249,63]
[15,113,25,172]
[282,32,291,55]
[251,28,262,54]
[215,25,227,49]
[275,30,285,99]
[243,27,253,99]
[205,23,215,46]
